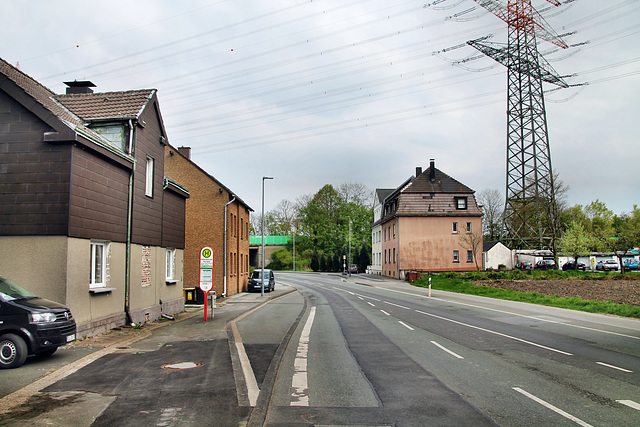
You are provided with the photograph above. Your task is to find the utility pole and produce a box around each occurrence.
[467,0,571,249]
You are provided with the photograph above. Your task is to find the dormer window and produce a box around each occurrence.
[92,124,128,153]
[455,197,468,210]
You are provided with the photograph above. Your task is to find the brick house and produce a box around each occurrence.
[381,159,483,278]
[164,146,253,298]
[0,58,189,337]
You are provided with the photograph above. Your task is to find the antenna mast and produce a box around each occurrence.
[467,0,569,249]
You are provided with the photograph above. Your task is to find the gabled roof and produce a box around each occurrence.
[0,57,90,134]
[375,188,394,204]
[55,89,156,121]
[404,166,474,194]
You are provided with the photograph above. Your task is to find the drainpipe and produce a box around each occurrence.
[223,195,236,297]
[124,119,135,324]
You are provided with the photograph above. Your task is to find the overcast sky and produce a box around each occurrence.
[4,0,639,215]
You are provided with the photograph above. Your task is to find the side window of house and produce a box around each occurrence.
[90,241,108,288]
[467,250,473,263]
[452,222,458,233]
[393,224,396,238]
[166,248,176,281]
[145,156,154,197]
[453,250,459,263]
[467,222,472,232]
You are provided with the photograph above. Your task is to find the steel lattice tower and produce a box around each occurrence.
[467,0,569,249]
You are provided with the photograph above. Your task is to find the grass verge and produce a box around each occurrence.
[411,271,640,319]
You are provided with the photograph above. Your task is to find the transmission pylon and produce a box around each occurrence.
[467,0,570,249]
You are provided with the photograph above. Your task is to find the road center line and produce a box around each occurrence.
[367,301,375,307]
[291,306,316,407]
[385,301,410,310]
[616,399,640,411]
[415,310,573,356]
[373,286,640,340]
[398,321,415,331]
[380,310,390,316]
[596,361,633,373]
[513,387,593,427]
[431,341,464,359]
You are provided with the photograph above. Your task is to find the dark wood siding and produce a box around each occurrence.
[0,90,72,235]
[68,145,129,242]
[162,189,186,249]
[131,103,165,246]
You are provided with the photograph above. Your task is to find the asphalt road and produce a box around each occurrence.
[1,272,638,426]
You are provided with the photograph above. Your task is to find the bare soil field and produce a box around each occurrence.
[477,277,640,306]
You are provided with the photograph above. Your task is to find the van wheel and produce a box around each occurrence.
[0,333,28,369]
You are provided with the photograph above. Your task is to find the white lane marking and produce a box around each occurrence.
[235,342,259,407]
[385,301,410,310]
[513,387,593,427]
[398,321,415,331]
[380,310,390,316]
[374,286,640,340]
[596,362,633,373]
[415,310,573,356]
[367,301,375,307]
[617,399,640,411]
[291,306,316,407]
[431,341,464,359]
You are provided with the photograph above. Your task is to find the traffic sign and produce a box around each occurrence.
[199,247,214,321]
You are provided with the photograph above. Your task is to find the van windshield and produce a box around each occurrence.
[251,270,268,279]
[0,277,37,301]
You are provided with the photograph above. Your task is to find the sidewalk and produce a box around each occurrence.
[0,287,294,415]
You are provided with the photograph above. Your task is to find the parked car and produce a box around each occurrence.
[349,264,359,274]
[596,260,619,271]
[622,259,640,270]
[534,260,556,270]
[0,276,76,369]
[248,269,275,292]
[515,261,532,270]
[562,261,586,271]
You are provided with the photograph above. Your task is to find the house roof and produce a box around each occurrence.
[0,57,89,132]
[404,166,474,194]
[375,188,394,203]
[55,89,156,121]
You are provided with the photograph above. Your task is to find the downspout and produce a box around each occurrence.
[124,119,135,324]
[223,195,236,297]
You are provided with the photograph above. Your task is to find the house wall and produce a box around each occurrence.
[0,90,72,236]
[388,216,482,277]
[484,244,513,270]
[68,144,130,242]
[164,147,250,297]
[371,224,382,274]
[131,104,166,246]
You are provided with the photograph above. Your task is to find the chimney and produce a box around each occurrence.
[64,80,96,94]
[178,146,191,160]
[416,167,422,177]
[429,159,435,182]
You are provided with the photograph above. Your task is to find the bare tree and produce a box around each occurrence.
[459,227,484,271]
[477,189,503,241]
[338,182,372,206]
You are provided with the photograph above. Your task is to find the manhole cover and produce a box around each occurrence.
[162,362,202,370]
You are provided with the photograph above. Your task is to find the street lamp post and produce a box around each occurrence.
[261,176,273,297]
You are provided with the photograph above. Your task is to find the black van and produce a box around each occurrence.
[0,276,76,369]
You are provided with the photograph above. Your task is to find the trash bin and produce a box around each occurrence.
[195,286,205,305]
[184,288,197,304]
[406,271,421,281]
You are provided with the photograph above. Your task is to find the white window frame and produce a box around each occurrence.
[452,222,458,233]
[145,156,154,197]
[466,222,472,233]
[467,250,473,263]
[90,241,107,288]
[453,250,459,263]
[166,248,176,281]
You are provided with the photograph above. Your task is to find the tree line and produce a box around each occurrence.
[477,184,640,272]
[251,182,373,272]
